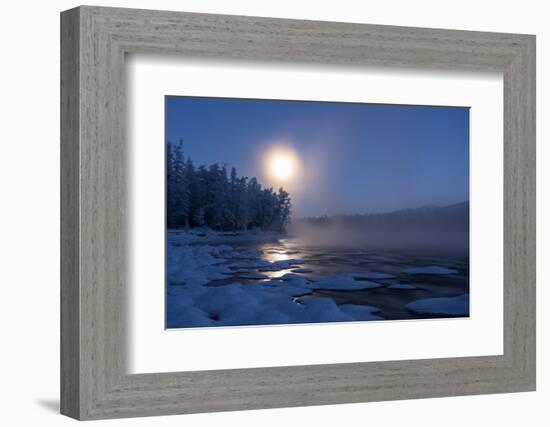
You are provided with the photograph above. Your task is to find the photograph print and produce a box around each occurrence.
[166,96,470,329]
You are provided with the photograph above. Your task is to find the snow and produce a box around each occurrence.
[290,298,354,323]
[166,306,215,328]
[388,284,418,290]
[406,294,469,316]
[274,273,310,287]
[167,244,234,287]
[339,304,384,321]
[206,271,233,281]
[167,243,387,327]
[260,280,312,297]
[403,265,458,275]
[194,284,258,316]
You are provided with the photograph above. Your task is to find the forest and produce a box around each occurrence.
[296,201,469,232]
[167,141,292,231]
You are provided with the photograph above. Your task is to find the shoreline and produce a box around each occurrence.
[167,228,286,245]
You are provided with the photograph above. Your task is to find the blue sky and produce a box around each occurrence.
[166,96,469,217]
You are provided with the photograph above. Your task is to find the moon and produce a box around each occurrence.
[270,153,295,180]
[264,146,300,184]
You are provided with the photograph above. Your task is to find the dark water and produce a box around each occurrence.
[210,237,469,320]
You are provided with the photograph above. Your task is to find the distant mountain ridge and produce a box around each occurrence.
[296,201,469,233]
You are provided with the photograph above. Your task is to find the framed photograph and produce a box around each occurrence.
[164,96,471,329]
[61,6,536,420]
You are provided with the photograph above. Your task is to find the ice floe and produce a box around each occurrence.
[167,243,388,327]
[278,273,310,287]
[406,294,469,315]
[339,304,383,321]
[291,268,313,273]
[206,271,233,281]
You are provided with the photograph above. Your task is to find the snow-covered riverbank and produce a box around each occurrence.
[167,243,385,328]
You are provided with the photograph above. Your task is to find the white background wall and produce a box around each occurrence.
[0,0,546,425]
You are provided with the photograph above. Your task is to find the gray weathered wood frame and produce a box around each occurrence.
[60,5,536,420]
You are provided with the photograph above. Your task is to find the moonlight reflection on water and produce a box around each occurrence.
[220,237,469,319]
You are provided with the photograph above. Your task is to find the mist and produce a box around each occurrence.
[287,201,469,253]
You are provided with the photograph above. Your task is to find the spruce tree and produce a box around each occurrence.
[166,142,292,231]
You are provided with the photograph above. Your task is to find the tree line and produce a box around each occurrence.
[296,201,469,232]
[167,141,292,231]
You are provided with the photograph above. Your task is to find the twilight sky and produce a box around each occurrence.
[166,96,469,217]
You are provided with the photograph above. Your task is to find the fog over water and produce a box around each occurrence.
[289,226,469,252]
[288,201,469,253]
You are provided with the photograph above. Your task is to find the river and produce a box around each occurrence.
[202,235,469,321]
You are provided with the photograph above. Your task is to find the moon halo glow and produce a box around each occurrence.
[263,145,301,185]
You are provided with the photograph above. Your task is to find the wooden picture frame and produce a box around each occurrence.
[60,5,536,420]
